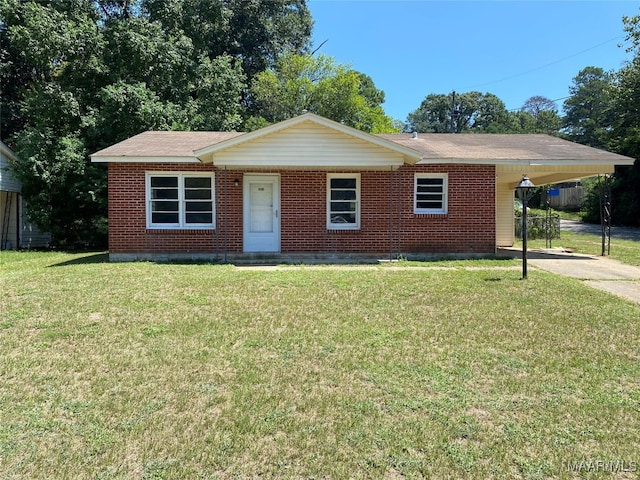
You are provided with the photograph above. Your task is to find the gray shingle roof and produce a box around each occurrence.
[377,133,632,162]
[91,131,243,158]
[91,129,634,165]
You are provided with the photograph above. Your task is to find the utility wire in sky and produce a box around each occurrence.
[458,34,629,92]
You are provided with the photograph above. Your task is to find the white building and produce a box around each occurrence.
[1,141,50,249]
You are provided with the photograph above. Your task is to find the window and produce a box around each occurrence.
[146,173,215,228]
[327,173,360,229]
[414,174,448,214]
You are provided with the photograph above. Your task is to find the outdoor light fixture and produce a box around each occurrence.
[234,178,240,187]
[516,175,536,279]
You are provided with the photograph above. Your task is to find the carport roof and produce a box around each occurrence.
[377,133,635,165]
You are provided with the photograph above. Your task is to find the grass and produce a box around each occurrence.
[517,230,640,266]
[528,208,583,222]
[1,251,640,479]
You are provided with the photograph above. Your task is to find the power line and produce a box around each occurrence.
[506,95,571,112]
[459,34,628,92]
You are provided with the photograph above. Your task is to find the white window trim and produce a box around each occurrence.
[327,173,360,230]
[145,172,215,229]
[414,173,448,214]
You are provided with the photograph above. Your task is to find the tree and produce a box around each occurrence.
[11,83,107,246]
[522,95,557,119]
[1,0,312,246]
[606,58,640,226]
[142,0,313,81]
[518,95,561,134]
[562,67,615,148]
[406,91,509,133]
[248,53,399,133]
[566,14,640,227]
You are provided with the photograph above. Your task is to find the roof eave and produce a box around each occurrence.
[0,141,17,162]
[417,157,636,166]
[90,155,200,164]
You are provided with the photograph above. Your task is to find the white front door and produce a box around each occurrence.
[243,175,280,252]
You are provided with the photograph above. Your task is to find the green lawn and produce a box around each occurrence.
[519,230,640,267]
[1,251,639,479]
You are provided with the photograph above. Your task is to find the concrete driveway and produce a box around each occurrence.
[500,248,640,304]
[501,220,640,305]
[561,219,640,241]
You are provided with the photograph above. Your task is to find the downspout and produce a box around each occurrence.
[215,167,220,261]
[397,166,402,258]
[224,166,228,263]
[389,166,393,261]
[16,193,20,249]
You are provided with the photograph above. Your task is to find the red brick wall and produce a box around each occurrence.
[108,163,218,254]
[107,163,496,255]
[398,164,496,254]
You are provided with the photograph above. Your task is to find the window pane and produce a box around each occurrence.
[185,201,213,212]
[417,194,443,201]
[331,190,357,200]
[151,177,178,187]
[152,212,179,223]
[417,178,443,186]
[185,189,212,200]
[152,189,179,200]
[417,185,443,193]
[330,178,356,189]
[331,201,356,212]
[186,213,213,224]
[184,177,211,189]
[152,201,179,211]
[330,213,356,224]
[417,201,443,209]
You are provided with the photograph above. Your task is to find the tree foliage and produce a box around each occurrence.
[522,95,557,118]
[1,0,312,246]
[406,91,511,133]
[406,91,562,134]
[562,67,614,148]
[249,53,399,133]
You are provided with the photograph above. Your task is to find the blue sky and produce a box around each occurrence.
[308,0,638,121]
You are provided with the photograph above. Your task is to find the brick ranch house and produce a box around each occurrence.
[91,113,634,262]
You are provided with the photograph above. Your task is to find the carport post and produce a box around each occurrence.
[516,176,536,279]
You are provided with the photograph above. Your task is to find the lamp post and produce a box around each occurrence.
[516,175,536,279]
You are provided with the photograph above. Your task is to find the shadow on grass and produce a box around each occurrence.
[48,252,110,267]
[497,247,601,261]
[46,252,518,268]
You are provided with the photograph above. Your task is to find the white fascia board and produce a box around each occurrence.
[213,157,407,169]
[90,156,200,164]
[417,157,636,166]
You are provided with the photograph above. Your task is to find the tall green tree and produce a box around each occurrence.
[563,15,640,227]
[606,57,640,226]
[1,0,312,245]
[406,91,509,133]
[248,53,399,133]
[520,95,562,134]
[142,0,313,82]
[562,67,615,148]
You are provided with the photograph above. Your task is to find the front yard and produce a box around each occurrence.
[1,251,639,478]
